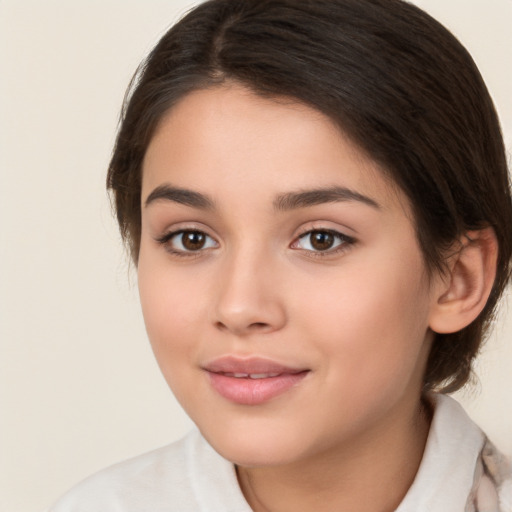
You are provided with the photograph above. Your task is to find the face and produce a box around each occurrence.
[138,83,439,468]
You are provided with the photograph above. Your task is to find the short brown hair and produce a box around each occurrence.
[107,0,512,392]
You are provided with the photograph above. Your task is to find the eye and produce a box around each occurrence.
[292,229,354,253]
[158,230,218,254]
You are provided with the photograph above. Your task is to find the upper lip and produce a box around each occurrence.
[203,356,308,375]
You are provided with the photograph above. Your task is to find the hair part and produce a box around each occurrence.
[107,0,512,393]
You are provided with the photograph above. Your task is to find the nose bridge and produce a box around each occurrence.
[212,240,286,335]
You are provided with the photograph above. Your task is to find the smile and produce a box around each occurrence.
[203,357,310,405]
[222,372,281,379]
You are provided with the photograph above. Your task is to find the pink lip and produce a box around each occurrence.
[203,356,309,405]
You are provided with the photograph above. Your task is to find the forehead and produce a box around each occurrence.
[142,83,407,214]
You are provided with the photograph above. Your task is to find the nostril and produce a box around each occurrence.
[251,322,268,328]
[214,320,271,334]
[214,321,228,331]
[248,322,271,331]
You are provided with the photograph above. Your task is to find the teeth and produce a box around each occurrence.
[224,372,281,379]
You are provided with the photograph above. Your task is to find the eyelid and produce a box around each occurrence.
[157,229,217,245]
[290,227,356,256]
[155,227,219,257]
[153,220,215,243]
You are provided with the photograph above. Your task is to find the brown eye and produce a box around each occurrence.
[309,231,335,251]
[181,231,206,251]
[293,229,354,254]
[159,230,218,254]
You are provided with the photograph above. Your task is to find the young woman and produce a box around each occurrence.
[50,0,512,510]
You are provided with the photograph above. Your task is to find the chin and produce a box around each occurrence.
[200,423,309,468]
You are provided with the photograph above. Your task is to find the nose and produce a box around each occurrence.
[212,249,287,337]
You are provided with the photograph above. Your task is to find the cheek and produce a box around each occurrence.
[137,267,208,412]
[292,254,431,388]
[137,256,206,361]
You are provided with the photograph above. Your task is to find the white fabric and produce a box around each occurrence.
[49,427,251,512]
[48,395,509,511]
[397,393,485,511]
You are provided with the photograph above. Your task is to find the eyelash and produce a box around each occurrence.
[292,228,356,258]
[155,228,356,258]
[155,230,218,258]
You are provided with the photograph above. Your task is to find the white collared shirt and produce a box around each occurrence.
[48,394,511,512]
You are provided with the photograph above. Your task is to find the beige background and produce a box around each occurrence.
[0,1,510,511]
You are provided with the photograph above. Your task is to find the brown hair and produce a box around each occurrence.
[107,0,512,392]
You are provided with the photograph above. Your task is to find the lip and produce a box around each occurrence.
[203,356,310,405]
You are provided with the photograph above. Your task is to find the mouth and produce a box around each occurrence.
[203,356,310,405]
[218,372,283,379]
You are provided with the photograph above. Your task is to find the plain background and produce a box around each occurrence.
[0,1,510,511]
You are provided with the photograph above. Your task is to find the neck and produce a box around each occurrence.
[236,396,432,512]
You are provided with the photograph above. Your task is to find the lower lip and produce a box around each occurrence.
[207,371,309,405]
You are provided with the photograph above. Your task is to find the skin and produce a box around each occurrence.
[138,83,447,511]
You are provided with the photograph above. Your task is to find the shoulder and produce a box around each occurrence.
[471,437,512,512]
[48,429,250,512]
[397,394,512,512]
[49,431,198,512]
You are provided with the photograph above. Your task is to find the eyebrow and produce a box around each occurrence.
[144,185,216,210]
[144,184,380,211]
[273,187,381,211]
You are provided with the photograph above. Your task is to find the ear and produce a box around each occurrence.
[429,227,498,334]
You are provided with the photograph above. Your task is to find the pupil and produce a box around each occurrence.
[182,231,205,250]
[311,231,334,251]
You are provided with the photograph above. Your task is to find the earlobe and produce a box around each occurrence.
[429,227,498,334]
